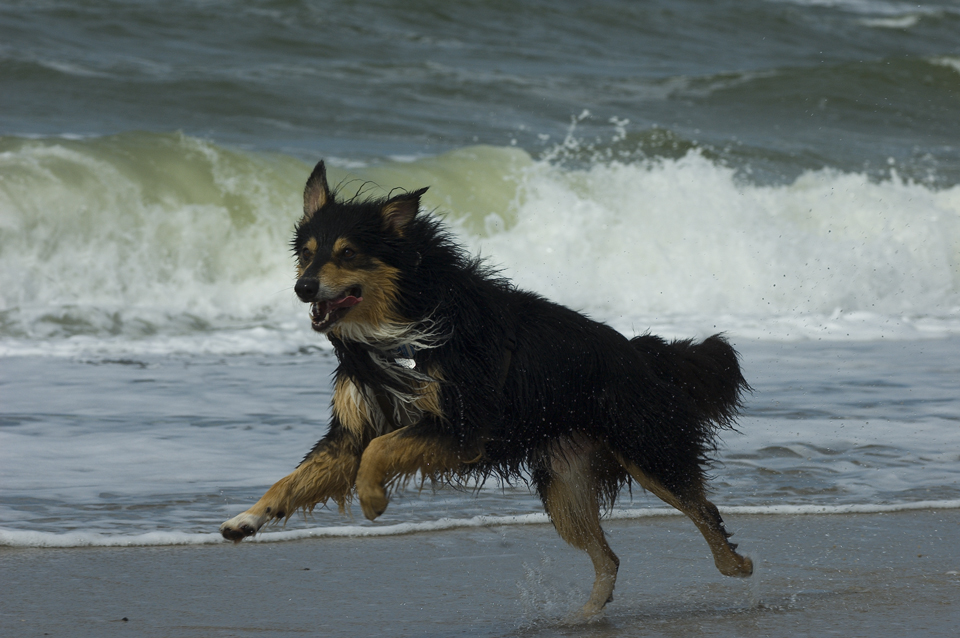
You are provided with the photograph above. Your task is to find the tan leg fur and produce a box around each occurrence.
[220,436,359,542]
[355,430,467,521]
[541,439,620,618]
[614,454,753,578]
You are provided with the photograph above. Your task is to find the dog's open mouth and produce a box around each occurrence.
[310,287,362,332]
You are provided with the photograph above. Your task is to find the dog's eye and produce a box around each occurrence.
[299,248,313,263]
[341,248,356,261]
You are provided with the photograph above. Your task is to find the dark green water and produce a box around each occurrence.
[2,0,959,181]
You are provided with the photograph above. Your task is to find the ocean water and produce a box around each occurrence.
[1,0,959,548]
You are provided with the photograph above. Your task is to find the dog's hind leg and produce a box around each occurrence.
[535,438,620,618]
[614,455,753,578]
[220,430,360,542]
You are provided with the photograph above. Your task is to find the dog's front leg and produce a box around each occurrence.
[355,428,467,521]
[220,430,360,542]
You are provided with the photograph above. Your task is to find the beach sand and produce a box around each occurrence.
[3,509,958,637]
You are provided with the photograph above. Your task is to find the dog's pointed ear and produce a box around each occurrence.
[381,187,428,234]
[303,160,331,219]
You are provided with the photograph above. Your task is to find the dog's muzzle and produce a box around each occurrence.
[296,278,363,332]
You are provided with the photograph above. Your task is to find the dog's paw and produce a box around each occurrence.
[220,512,269,543]
[571,600,608,623]
[718,553,754,577]
[358,485,389,521]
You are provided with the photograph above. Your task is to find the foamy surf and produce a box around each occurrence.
[4,500,958,548]
[476,151,960,331]
[2,133,959,351]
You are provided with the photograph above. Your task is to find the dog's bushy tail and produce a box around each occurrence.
[630,334,749,430]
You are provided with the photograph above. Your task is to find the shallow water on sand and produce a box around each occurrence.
[2,337,958,546]
[3,511,959,637]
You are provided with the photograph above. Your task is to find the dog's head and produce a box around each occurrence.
[291,160,427,338]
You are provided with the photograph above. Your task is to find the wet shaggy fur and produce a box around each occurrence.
[220,161,754,616]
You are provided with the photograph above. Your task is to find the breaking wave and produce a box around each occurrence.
[2,131,959,353]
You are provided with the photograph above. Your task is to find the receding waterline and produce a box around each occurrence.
[3,500,958,549]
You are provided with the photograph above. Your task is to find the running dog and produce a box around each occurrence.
[220,161,753,616]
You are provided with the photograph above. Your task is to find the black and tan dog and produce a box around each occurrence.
[220,161,753,615]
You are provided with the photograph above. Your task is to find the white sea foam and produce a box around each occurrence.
[0,324,323,358]
[771,0,943,19]
[859,15,920,28]
[931,56,960,76]
[2,135,960,356]
[4,500,958,548]
[475,153,960,341]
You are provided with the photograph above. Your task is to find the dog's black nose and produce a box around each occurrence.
[295,278,319,301]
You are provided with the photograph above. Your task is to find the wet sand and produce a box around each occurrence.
[3,509,959,637]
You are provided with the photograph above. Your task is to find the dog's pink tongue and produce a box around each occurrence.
[329,295,362,309]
